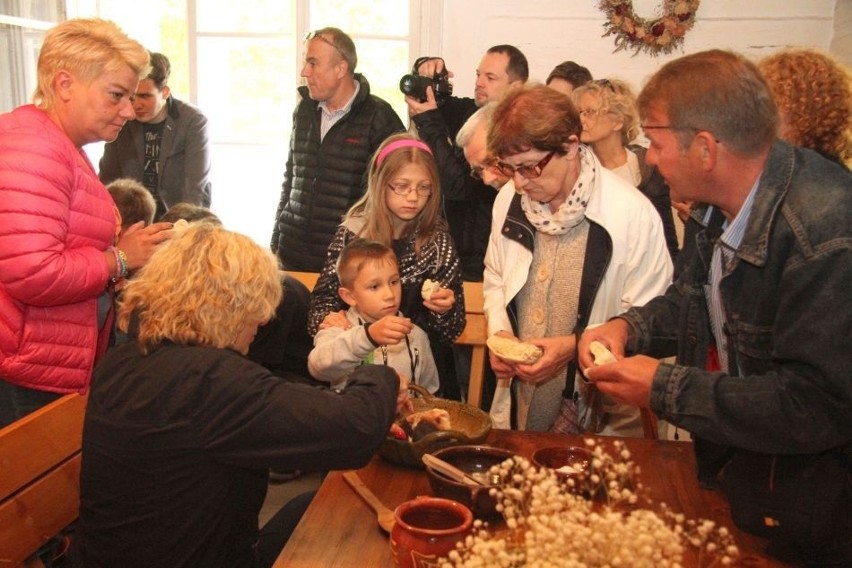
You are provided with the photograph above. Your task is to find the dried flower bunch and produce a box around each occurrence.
[598,0,701,57]
[441,438,739,567]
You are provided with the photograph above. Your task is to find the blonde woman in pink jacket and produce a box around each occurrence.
[0,19,172,427]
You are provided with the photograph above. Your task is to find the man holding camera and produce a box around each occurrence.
[404,45,528,282]
[272,27,404,271]
[404,45,527,403]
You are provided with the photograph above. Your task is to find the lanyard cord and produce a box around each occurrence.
[360,317,419,382]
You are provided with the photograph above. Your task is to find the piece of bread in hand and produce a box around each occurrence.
[421,279,441,301]
[486,335,543,364]
[589,341,617,365]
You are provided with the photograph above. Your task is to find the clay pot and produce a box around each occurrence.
[390,496,473,568]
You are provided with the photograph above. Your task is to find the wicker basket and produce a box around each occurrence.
[379,385,492,469]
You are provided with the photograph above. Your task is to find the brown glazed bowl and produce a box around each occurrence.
[424,445,516,519]
[532,445,593,482]
[380,386,492,469]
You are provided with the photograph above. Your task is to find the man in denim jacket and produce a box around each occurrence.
[579,50,851,565]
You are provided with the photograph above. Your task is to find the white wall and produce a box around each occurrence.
[436,0,842,97]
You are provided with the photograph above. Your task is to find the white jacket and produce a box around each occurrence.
[483,159,673,433]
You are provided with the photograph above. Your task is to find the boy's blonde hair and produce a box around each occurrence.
[106,178,156,230]
[336,239,397,289]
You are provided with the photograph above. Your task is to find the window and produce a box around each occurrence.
[64,0,418,246]
[0,1,65,112]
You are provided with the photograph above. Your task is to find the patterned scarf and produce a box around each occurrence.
[520,145,598,236]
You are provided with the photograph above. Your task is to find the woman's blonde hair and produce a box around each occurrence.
[34,18,150,110]
[118,224,282,353]
[345,133,445,256]
[572,78,640,146]
[758,48,852,165]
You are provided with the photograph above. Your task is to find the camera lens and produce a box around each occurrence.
[399,74,430,102]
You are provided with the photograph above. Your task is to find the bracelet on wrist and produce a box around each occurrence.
[109,246,129,283]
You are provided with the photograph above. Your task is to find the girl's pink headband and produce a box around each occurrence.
[375,139,433,169]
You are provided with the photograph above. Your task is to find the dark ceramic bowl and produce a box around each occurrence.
[424,445,516,519]
[532,445,593,482]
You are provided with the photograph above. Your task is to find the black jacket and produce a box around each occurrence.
[630,145,679,261]
[99,96,212,216]
[75,342,398,568]
[271,74,404,271]
[412,96,496,282]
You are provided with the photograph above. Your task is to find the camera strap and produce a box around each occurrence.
[412,56,445,74]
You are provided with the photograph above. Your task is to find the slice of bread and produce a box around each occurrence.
[589,341,617,365]
[486,335,543,364]
[421,278,441,301]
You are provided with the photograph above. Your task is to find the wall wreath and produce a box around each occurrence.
[598,0,701,57]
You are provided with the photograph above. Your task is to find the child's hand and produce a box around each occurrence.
[423,286,455,315]
[366,315,413,345]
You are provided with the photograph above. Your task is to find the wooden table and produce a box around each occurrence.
[274,430,788,567]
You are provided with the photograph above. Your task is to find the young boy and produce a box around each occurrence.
[308,239,439,393]
[106,178,157,233]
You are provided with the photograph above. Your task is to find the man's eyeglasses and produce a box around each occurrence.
[641,124,721,143]
[469,162,501,180]
[495,151,555,179]
[305,31,345,59]
[387,182,433,197]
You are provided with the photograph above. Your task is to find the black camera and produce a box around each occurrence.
[399,57,453,105]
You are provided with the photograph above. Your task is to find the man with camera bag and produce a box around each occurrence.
[272,27,404,271]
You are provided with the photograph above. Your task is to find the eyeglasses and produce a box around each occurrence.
[642,124,721,143]
[387,182,433,197]
[305,31,345,59]
[469,161,501,180]
[496,151,555,179]
[578,107,605,120]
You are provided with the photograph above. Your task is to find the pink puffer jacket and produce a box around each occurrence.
[0,105,116,393]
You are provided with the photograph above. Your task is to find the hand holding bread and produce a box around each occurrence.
[486,334,543,365]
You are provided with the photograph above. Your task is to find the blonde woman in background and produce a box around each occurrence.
[572,79,680,259]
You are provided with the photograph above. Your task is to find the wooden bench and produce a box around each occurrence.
[288,272,489,408]
[0,393,86,567]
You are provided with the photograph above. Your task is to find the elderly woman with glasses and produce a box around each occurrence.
[572,78,680,259]
[483,84,672,435]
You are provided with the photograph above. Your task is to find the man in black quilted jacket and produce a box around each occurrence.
[271,27,404,271]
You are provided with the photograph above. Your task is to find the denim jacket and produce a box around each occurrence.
[621,140,851,473]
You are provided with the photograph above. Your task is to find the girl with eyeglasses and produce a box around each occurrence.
[572,78,680,259]
[308,134,465,392]
[483,85,672,436]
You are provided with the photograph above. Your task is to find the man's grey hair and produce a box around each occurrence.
[456,103,498,149]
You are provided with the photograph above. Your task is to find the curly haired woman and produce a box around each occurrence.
[758,49,852,167]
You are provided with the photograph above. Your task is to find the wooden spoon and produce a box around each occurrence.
[342,471,395,533]
[422,454,484,486]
